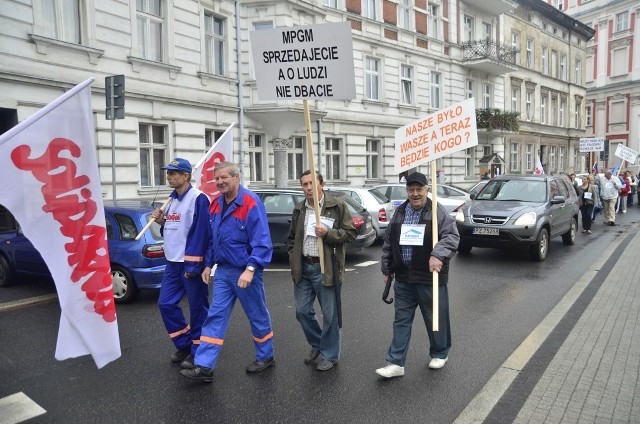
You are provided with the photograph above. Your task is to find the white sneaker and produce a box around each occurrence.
[375,363,405,378]
[428,357,448,369]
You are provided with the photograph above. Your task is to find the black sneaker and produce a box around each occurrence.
[170,347,191,364]
[303,349,320,365]
[246,357,275,373]
[180,354,195,370]
[180,366,213,383]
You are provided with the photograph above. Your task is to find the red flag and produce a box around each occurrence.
[193,123,234,199]
[0,78,121,368]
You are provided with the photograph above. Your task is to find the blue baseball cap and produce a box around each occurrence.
[161,158,192,173]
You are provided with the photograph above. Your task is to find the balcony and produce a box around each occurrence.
[461,40,518,75]
[462,0,516,16]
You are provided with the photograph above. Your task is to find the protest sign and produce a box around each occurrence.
[614,143,638,165]
[579,137,605,152]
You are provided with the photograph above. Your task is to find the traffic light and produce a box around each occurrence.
[105,75,125,120]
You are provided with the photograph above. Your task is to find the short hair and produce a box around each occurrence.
[300,170,324,185]
[214,161,240,177]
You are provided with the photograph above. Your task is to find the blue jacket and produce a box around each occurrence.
[205,186,272,270]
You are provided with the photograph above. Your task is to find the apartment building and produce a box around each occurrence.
[0,0,588,200]
[561,0,640,170]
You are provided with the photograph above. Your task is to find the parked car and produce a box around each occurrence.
[253,189,376,255]
[468,180,489,197]
[326,186,394,239]
[0,201,167,303]
[454,174,579,261]
[372,183,468,215]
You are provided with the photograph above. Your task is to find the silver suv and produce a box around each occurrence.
[454,174,579,261]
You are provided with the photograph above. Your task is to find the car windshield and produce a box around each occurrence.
[476,180,547,203]
[368,189,390,204]
[327,191,364,215]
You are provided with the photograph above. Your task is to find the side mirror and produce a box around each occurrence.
[550,195,566,205]
[470,193,476,200]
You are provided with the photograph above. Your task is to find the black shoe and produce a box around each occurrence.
[171,347,191,364]
[303,349,320,365]
[180,366,213,383]
[246,357,275,373]
[180,354,195,370]
[609,222,616,226]
[316,359,336,371]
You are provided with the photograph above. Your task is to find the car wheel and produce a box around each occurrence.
[111,265,139,304]
[457,241,472,254]
[530,228,549,262]
[0,255,14,287]
[562,217,577,246]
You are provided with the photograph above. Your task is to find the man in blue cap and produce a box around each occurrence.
[151,158,211,368]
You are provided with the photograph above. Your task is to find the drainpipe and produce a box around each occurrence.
[235,0,245,183]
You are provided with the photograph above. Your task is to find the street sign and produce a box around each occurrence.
[249,22,356,101]
[105,75,125,120]
[579,137,604,152]
[394,98,478,173]
[614,143,638,165]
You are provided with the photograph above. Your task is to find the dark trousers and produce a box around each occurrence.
[580,204,594,231]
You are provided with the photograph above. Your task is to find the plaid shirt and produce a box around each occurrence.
[401,204,425,265]
[302,196,325,257]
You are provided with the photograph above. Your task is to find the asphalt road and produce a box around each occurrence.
[1,209,637,424]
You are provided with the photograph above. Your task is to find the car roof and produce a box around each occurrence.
[103,200,157,212]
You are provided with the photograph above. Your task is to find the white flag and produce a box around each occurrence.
[534,155,545,175]
[0,78,121,368]
[193,123,235,199]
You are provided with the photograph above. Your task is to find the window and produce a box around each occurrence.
[205,129,225,149]
[363,0,377,19]
[400,65,414,104]
[430,71,442,109]
[612,48,628,76]
[559,146,566,172]
[323,0,338,7]
[483,83,492,109]
[559,98,566,127]
[325,138,343,180]
[204,13,225,75]
[510,142,520,172]
[560,55,567,81]
[541,94,547,125]
[288,137,305,181]
[585,105,592,126]
[511,87,520,112]
[525,144,534,171]
[365,139,381,179]
[38,0,81,43]
[136,0,163,62]
[248,133,265,182]
[575,101,581,128]
[551,95,558,126]
[483,145,492,156]
[464,16,474,42]
[573,148,580,172]
[585,55,593,82]
[610,101,625,124]
[511,31,520,65]
[466,79,475,100]
[428,3,439,38]
[616,11,629,32]
[541,47,548,75]
[526,91,533,121]
[526,38,534,69]
[549,145,557,171]
[139,123,167,187]
[365,57,380,100]
[555,0,563,10]
[551,50,557,78]
[482,22,492,41]
[465,147,476,176]
[398,0,411,29]
[575,59,582,84]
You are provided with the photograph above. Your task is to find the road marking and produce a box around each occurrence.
[0,392,46,424]
[0,294,57,313]
[354,260,378,267]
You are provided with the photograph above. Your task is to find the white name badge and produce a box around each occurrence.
[399,224,426,245]
[584,192,593,200]
[305,216,336,237]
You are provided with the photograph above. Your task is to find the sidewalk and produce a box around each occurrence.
[456,210,640,423]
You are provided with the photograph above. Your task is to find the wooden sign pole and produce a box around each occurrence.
[431,165,439,332]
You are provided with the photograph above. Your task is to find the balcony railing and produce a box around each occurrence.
[461,40,517,66]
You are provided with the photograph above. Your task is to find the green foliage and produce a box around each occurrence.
[476,109,520,133]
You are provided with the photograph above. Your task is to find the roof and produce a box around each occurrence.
[513,0,595,40]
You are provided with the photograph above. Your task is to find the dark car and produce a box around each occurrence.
[253,189,376,256]
[454,174,579,261]
[0,201,167,303]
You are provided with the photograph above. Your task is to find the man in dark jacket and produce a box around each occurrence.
[287,170,356,371]
[376,172,459,378]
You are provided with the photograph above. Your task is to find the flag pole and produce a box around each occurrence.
[193,122,236,171]
[135,197,171,241]
[303,100,325,274]
[431,164,439,332]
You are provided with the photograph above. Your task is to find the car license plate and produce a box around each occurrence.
[472,227,499,236]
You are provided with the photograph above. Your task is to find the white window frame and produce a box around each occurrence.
[431,71,442,109]
[465,147,476,176]
[511,87,520,112]
[483,83,492,109]
[575,101,581,128]
[616,11,629,32]
[541,46,548,75]
[526,91,533,121]
[559,98,566,127]
[549,145,557,171]
[511,31,520,65]
[525,144,534,171]
[325,137,343,180]
[400,64,414,105]
[288,137,305,181]
[365,139,381,179]
[464,15,474,42]
[466,79,475,100]
[526,38,534,69]
[482,21,492,41]
[139,123,167,187]
[248,133,266,183]
[428,3,439,38]
[363,0,377,20]
[205,128,225,149]
[585,105,592,127]
[398,0,411,30]
[135,0,165,62]
[510,142,521,172]
[560,54,567,81]
[541,94,547,125]
[33,0,82,43]
[204,12,225,76]
[365,56,381,100]
[559,146,566,172]
[575,59,582,85]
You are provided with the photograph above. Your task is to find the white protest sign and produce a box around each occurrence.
[250,22,355,101]
[394,98,478,173]
[614,143,638,164]
[579,137,605,152]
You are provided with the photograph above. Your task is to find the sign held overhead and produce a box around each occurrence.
[579,137,605,152]
[614,143,638,165]
[250,22,356,101]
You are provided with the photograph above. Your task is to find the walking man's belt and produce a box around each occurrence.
[303,256,320,264]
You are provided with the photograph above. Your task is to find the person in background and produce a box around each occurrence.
[599,169,622,226]
[617,172,630,214]
[181,162,274,383]
[287,170,356,371]
[152,158,210,368]
[376,172,459,379]
[481,171,490,181]
[569,173,579,195]
[577,175,597,235]
[626,171,635,207]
